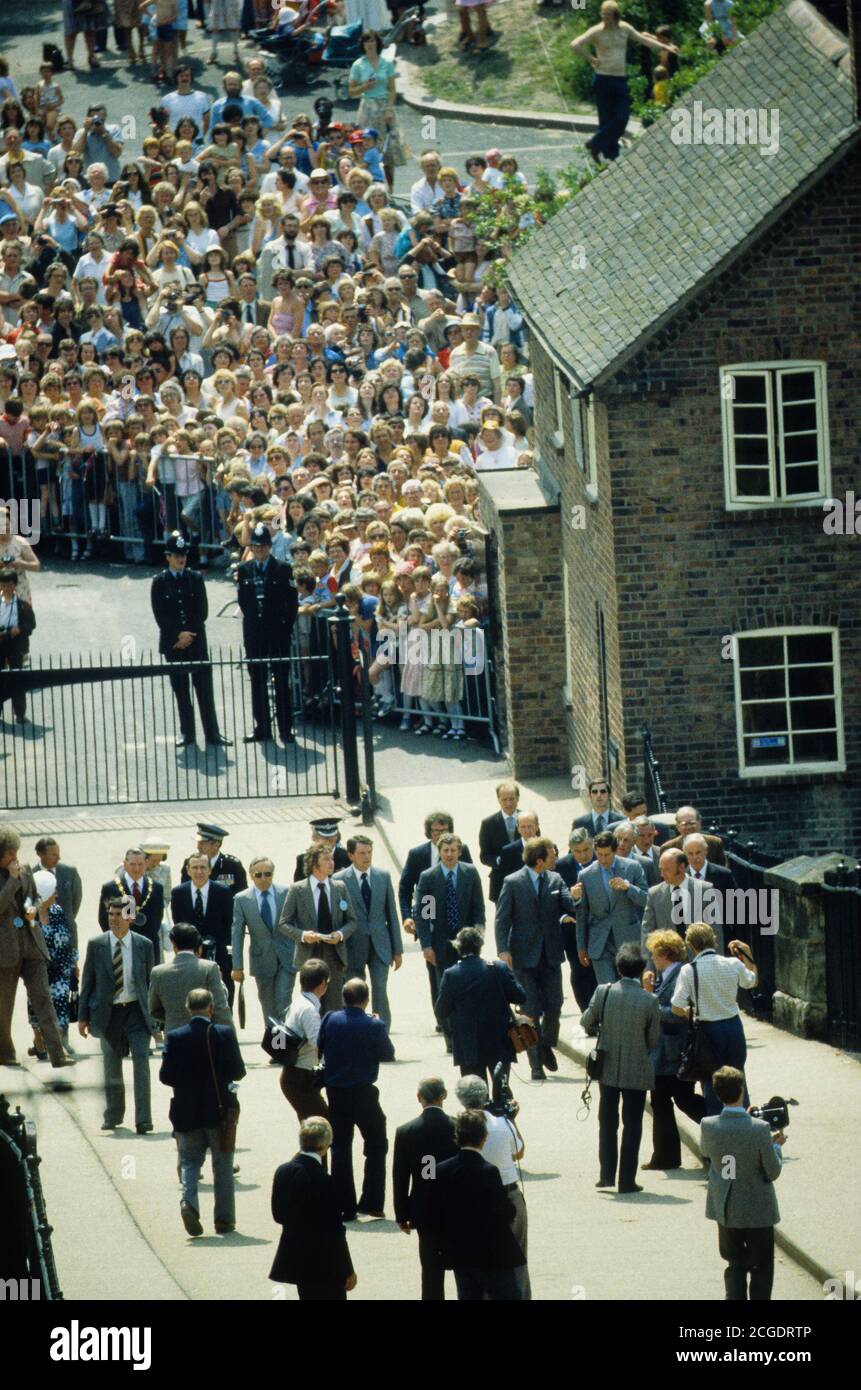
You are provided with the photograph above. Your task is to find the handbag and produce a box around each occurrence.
[261,1019,302,1066]
[206,1024,240,1153]
[585,984,610,1081]
[493,961,537,1054]
[677,959,720,1083]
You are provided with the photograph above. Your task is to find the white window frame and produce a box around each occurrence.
[732,625,845,778]
[720,360,830,510]
[552,368,568,452]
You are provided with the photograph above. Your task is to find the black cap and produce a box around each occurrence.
[196,822,228,841]
[310,818,341,837]
[164,532,189,555]
[249,523,272,546]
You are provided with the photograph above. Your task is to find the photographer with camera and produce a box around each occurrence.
[455,1072,530,1300]
[700,1065,786,1301]
[671,922,758,1116]
[73,107,124,187]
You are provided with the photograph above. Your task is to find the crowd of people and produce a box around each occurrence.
[0,782,786,1301]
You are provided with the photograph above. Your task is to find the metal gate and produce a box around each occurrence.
[0,643,343,810]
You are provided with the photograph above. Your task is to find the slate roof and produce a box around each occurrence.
[508,0,859,391]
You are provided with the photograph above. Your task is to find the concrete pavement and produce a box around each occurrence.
[1,797,823,1301]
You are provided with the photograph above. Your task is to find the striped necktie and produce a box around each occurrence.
[446,871,459,932]
[112,938,124,998]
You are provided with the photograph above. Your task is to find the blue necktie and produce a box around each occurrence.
[535,872,544,903]
[360,872,372,913]
[260,891,273,931]
[446,870,459,932]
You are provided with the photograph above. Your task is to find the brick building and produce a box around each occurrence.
[484,0,861,853]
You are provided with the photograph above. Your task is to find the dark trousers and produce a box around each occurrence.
[512,949,562,1069]
[281,1064,329,1122]
[246,649,293,739]
[598,1084,646,1189]
[591,73,631,160]
[101,1002,153,1128]
[326,1082,388,1218]
[564,939,598,1014]
[0,657,26,719]
[418,1229,447,1301]
[214,949,235,1009]
[701,1016,748,1116]
[297,1280,346,1301]
[649,1073,706,1167]
[454,1266,521,1301]
[718,1224,775,1301]
[459,1061,490,1088]
[165,654,221,742]
[430,939,457,1040]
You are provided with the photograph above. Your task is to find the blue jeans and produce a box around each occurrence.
[700,1015,748,1116]
[591,74,630,160]
[178,1126,236,1226]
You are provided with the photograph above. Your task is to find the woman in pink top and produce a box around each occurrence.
[571,1,678,162]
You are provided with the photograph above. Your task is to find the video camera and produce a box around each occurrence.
[200,935,217,962]
[749,1095,794,1132]
[487,1061,518,1121]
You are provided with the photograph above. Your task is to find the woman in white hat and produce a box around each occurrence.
[141,838,172,958]
[27,868,77,1060]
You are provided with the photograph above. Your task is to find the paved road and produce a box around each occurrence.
[1,812,823,1302]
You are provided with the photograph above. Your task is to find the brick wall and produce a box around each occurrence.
[607,142,861,854]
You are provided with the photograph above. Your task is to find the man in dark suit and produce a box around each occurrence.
[495,837,576,1081]
[319,977,394,1221]
[427,1108,526,1301]
[435,927,526,1086]
[98,846,165,961]
[685,834,735,893]
[701,1065,785,1301]
[571,777,623,837]
[621,791,672,844]
[494,809,540,888]
[398,811,473,1018]
[613,820,660,888]
[150,531,230,749]
[554,827,599,1012]
[0,569,35,725]
[171,853,235,1006]
[236,523,298,744]
[270,1116,357,1301]
[159,987,246,1236]
[393,1076,457,1301]
[293,817,350,883]
[663,806,727,865]
[181,823,248,896]
[33,836,82,950]
[79,898,159,1132]
[478,780,520,905]
[413,833,485,1050]
[236,272,272,327]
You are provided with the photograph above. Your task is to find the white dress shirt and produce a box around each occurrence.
[671,949,757,1020]
[481,1112,519,1185]
[110,930,137,1003]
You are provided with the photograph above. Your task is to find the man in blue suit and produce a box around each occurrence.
[435,927,526,1087]
[171,853,235,1007]
[319,977,394,1221]
[575,830,648,986]
[494,837,576,1081]
[334,835,403,1034]
[160,987,246,1236]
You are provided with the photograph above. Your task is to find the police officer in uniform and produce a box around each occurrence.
[236,523,299,745]
[181,823,248,896]
[292,818,350,883]
[150,533,231,750]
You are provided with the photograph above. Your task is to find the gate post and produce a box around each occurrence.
[329,596,360,807]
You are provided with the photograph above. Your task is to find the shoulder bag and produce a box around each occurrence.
[206,1024,240,1153]
[677,959,720,1083]
[493,960,538,1054]
[585,984,611,1081]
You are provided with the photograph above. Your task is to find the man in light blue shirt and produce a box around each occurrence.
[210,74,274,131]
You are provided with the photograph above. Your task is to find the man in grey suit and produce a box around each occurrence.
[231,856,294,1026]
[613,821,659,888]
[277,844,356,1015]
[641,848,724,953]
[576,831,648,986]
[701,1065,785,1301]
[581,943,661,1193]
[334,835,402,1034]
[34,837,82,949]
[413,833,484,1051]
[494,837,576,1081]
[148,923,232,1035]
[78,898,159,1133]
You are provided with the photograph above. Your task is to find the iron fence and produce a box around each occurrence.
[822,862,861,1051]
[641,724,669,814]
[0,644,340,810]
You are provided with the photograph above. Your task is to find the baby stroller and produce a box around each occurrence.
[262,5,424,99]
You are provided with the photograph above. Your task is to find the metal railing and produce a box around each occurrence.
[0,1096,62,1297]
[822,862,861,1051]
[0,643,340,809]
[641,725,669,814]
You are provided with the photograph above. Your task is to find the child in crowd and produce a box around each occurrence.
[35,63,64,134]
[652,65,670,106]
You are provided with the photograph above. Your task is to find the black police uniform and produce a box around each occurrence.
[235,552,299,742]
[180,849,248,895]
[150,561,223,745]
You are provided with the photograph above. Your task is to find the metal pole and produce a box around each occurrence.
[328,595,360,807]
[358,647,376,821]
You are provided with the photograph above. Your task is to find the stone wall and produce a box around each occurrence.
[765,853,844,1038]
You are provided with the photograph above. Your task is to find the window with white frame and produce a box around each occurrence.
[733,628,844,776]
[552,368,568,450]
[721,362,829,507]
